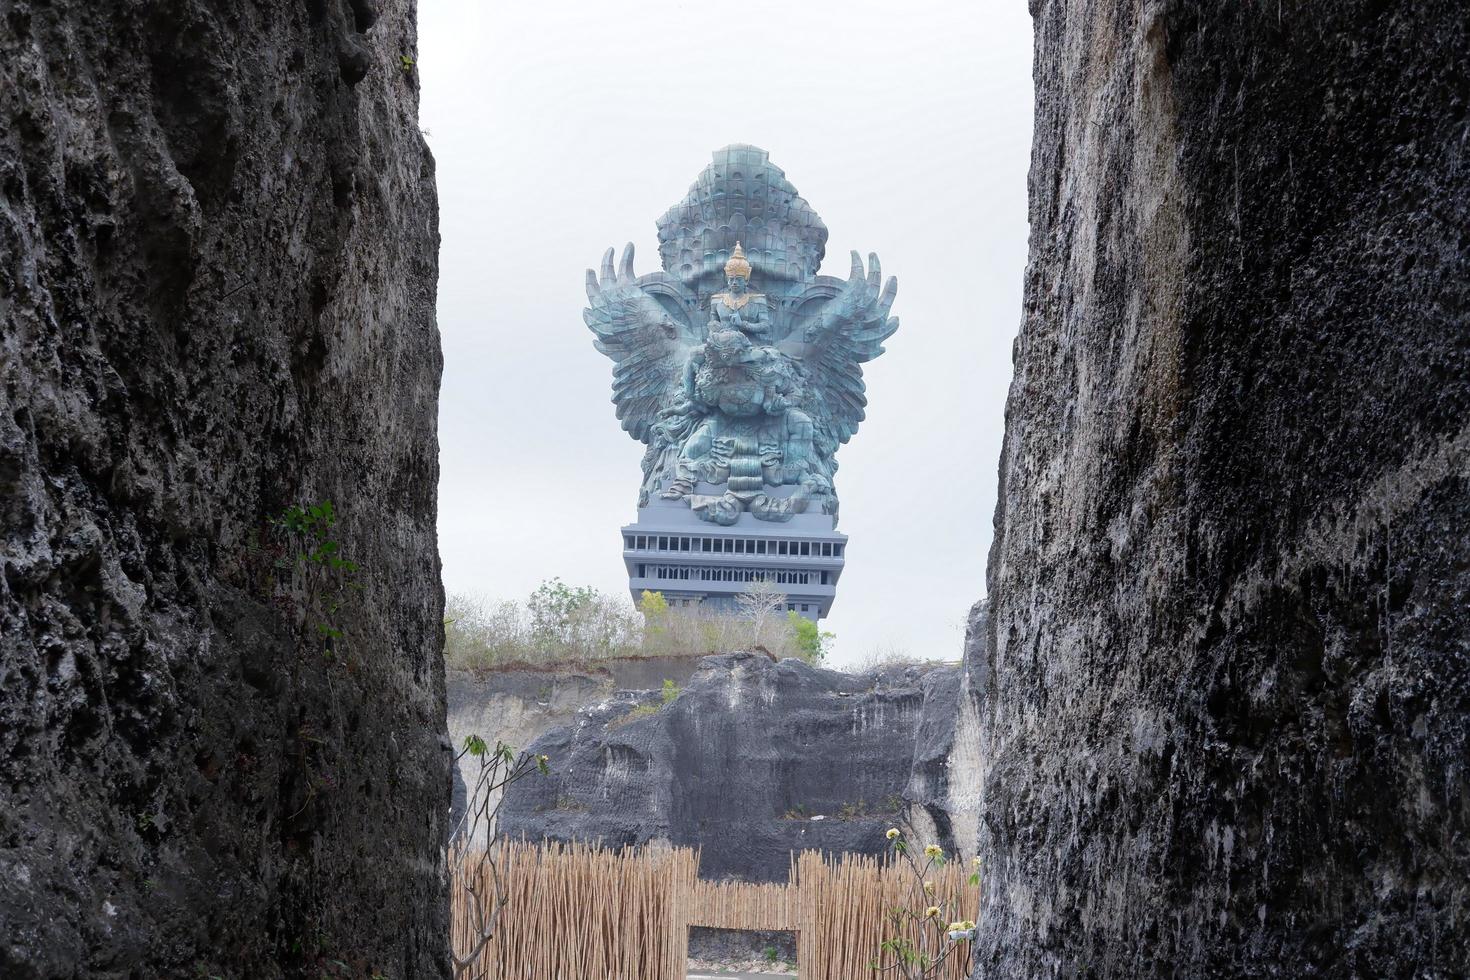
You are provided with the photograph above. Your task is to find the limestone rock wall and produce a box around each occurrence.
[0,1,445,977]
[446,657,711,845]
[976,1,1469,975]
[501,653,969,882]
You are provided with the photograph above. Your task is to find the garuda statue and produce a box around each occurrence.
[585,145,898,526]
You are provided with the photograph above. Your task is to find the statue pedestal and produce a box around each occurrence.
[619,489,846,622]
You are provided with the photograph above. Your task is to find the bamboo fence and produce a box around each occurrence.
[789,850,974,980]
[451,841,978,980]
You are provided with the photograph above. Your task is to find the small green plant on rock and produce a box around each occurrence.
[273,500,360,660]
[611,703,661,727]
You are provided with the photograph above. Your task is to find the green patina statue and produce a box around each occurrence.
[585,145,899,526]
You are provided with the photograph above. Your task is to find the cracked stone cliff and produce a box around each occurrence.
[1,2,447,977]
[973,1,1469,976]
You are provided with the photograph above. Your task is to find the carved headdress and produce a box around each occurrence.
[655,144,828,295]
[724,242,752,280]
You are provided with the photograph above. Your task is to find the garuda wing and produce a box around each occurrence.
[584,243,701,444]
[795,250,899,449]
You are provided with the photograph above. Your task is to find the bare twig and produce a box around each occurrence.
[447,737,549,978]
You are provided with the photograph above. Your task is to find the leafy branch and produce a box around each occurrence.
[869,829,981,979]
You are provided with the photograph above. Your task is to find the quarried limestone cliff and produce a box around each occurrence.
[977,1,1469,975]
[1,1,445,975]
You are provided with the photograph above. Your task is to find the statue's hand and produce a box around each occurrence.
[585,242,670,334]
[804,250,897,343]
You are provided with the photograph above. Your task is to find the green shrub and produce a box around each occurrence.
[443,580,832,670]
[788,610,834,665]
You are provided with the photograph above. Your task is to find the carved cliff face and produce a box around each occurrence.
[0,2,446,976]
[976,1,1470,977]
[500,653,972,882]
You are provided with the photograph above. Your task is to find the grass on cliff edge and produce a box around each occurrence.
[443,579,830,670]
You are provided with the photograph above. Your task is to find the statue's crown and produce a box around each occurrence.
[724,242,752,280]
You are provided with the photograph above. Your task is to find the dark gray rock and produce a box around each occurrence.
[501,653,967,882]
[976,1,1469,976]
[446,656,710,844]
[960,598,987,699]
[903,654,982,854]
[0,2,444,977]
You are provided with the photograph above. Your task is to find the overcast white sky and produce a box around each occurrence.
[419,0,1033,668]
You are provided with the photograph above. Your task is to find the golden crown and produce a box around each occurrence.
[724,242,752,280]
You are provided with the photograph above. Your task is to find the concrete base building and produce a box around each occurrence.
[622,491,845,622]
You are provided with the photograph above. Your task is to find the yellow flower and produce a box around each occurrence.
[947,921,965,932]
[885,828,901,840]
[962,920,975,931]
[925,906,940,918]
[923,880,935,894]
[923,844,943,859]
[538,754,549,763]
[972,856,982,867]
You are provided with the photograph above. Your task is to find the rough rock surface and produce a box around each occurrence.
[0,2,444,977]
[977,1,1469,976]
[918,599,985,858]
[501,653,967,882]
[446,656,710,844]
